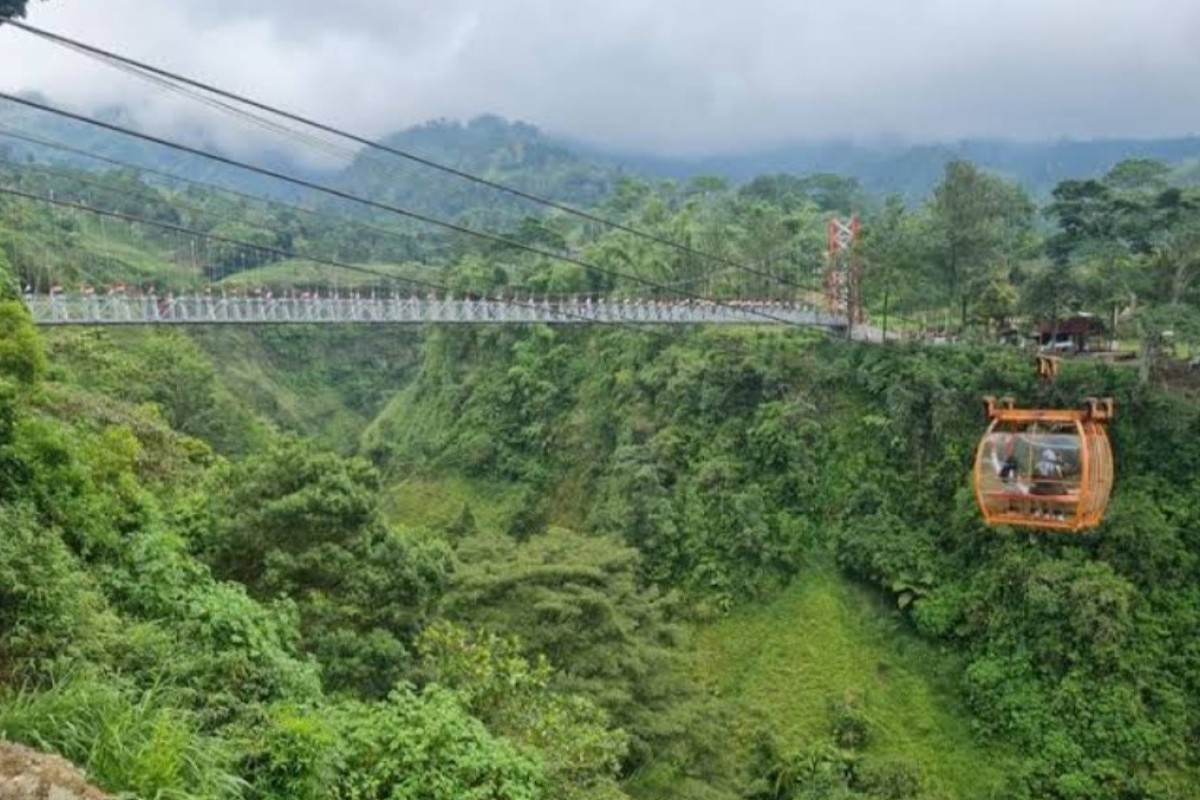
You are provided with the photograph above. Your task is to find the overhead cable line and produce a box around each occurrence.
[5,18,830,298]
[1,126,826,306]
[0,92,807,327]
[2,188,835,347]
[0,126,432,260]
[0,152,280,237]
[2,184,846,350]
[0,184,614,324]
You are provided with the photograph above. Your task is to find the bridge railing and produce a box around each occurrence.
[23,291,852,330]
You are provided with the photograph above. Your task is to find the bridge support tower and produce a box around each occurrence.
[825,215,863,338]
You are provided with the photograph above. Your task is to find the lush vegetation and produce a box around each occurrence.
[335,115,619,228]
[362,324,1200,799]
[5,129,1199,366]
[4,123,1200,799]
[610,137,1200,201]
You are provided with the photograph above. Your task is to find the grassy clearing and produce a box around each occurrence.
[381,475,527,535]
[693,566,1016,799]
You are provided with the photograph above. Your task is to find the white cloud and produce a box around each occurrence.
[2,0,1199,157]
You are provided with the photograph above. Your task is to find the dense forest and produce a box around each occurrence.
[4,103,1200,799]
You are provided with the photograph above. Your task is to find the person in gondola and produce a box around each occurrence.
[997,434,1019,482]
[993,433,1023,514]
[1031,448,1064,518]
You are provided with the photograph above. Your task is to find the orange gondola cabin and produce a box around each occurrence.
[973,358,1115,532]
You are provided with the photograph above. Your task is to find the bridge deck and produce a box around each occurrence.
[23,293,866,333]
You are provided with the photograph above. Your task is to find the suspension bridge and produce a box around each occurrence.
[21,289,887,339]
[0,22,897,344]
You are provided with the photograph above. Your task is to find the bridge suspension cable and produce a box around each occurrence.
[2,126,841,330]
[0,92,816,328]
[0,154,283,238]
[0,125,425,256]
[2,126,836,315]
[4,19,829,300]
[3,185,850,339]
[0,183,619,326]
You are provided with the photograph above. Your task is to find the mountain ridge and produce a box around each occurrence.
[4,99,1199,208]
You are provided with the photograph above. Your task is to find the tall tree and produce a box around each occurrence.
[1148,188,1200,305]
[739,173,868,215]
[1045,180,1116,266]
[1042,164,1186,331]
[860,194,926,329]
[1104,158,1171,193]
[928,160,1033,328]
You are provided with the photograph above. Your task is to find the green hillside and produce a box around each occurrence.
[5,132,1200,799]
[693,568,1013,799]
[333,115,619,227]
[8,97,1200,206]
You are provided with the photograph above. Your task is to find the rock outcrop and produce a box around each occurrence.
[0,741,110,800]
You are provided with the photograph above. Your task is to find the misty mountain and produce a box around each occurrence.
[333,117,1200,220]
[0,94,328,201]
[4,96,1199,218]
[582,136,1200,199]
[331,114,618,226]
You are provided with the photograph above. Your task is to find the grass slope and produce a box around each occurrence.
[694,567,1015,799]
[381,476,528,535]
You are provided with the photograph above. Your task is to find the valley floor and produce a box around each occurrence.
[693,567,1016,800]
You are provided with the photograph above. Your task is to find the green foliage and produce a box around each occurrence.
[0,300,46,386]
[928,160,1034,326]
[154,579,322,728]
[0,245,18,299]
[695,569,1009,799]
[417,622,630,800]
[744,733,921,800]
[188,436,380,587]
[234,703,339,800]
[443,528,694,770]
[186,436,451,696]
[10,138,1200,800]
[333,685,543,800]
[0,503,117,678]
[45,330,266,453]
[0,673,243,799]
[381,326,1200,797]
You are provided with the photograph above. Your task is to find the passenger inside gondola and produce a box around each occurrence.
[978,426,1082,522]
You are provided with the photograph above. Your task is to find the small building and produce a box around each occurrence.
[1035,314,1108,353]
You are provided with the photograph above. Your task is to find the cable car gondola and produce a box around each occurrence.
[973,357,1114,532]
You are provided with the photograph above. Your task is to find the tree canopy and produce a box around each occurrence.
[0,0,34,20]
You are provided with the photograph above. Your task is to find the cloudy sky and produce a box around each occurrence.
[2,0,1200,158]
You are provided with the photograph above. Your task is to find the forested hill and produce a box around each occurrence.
[586,136,1200,199]
[332,115,619,225]
[8,96,1200,211]
[0,95,324,200]
[7,138,1200,797]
